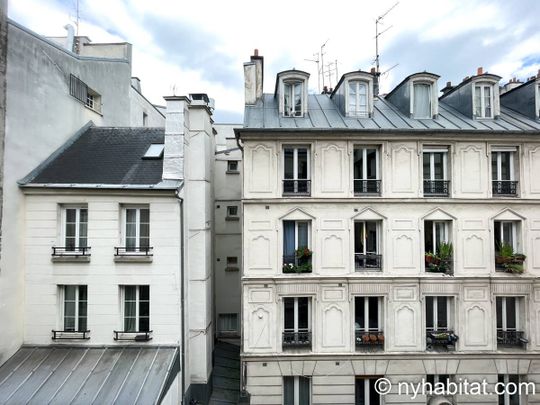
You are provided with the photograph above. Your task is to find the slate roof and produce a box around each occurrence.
[243,94,540,132]
[0,346,179,404]
[19,126,178,189]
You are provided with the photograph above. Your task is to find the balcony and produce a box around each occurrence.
[497,330,528,348]
[492,180,518,196]
[426,329,458,351]
[282,248,312,274]
[423,180,450,197]
[51,330,90,340]
[283,179,311,196]
[282,329,311,349]
[354,179,381,195]
[355,330,384,350]
[51,246,91,263]
[355,253,382,271]
[114,246,153,263]
[113,330,153,342]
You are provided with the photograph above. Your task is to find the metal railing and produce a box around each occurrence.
[497,330,528,347]
[492,180,518,196]
[354,179,381,195]
[282,330,311,348]
[114,246,153,256]
[426,329,458,350]
[355,330,384,349]
[354,253,382,271]
[113,330,153,341]
[52,330,90,340]
[52,246,91,256]
[423,180,450,197]
[283,179,311,196]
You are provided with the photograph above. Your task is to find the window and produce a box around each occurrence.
[69,74,101,113]
[426,375,453,394]
[354,221,381,270]
[283,376,310,405]
[348,81,369,117]
[218,313,238,333]
[423,147,449,196]
[426,297,450,332]
[474,84,493,118]
[283,297,311,348]
[283,220,311,272]
[283,82,303,117]
[492,149,517,195]
[227,160,239,173]
[413,83,432,118]
[123,285,150,332]
[124,207,150,252]
[355,297,383,349]
[283,147,310,195]
[497,375,522,405]
[353,147,380,194]
[64,207,88,252]
[355,377,382,405]
[424,220,450,255]
[496,297,526,347]
[226,256,239,271]
[226,206,238,218]
[494,220,524,272]
[62,285,87,332]
[143,112,148,126]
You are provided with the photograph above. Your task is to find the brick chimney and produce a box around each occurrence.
[244,49,264,105]
[477,67,484,76]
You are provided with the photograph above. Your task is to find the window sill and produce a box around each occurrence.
[225,217,240,221]
[52,255,91,263]
[84,104,103,116]
[114,255,153,263]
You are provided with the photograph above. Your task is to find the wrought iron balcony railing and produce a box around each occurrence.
[52,246,91,256]
[282,255,312,273]
[355,253,382,271]
[492,180,518,196]
[426,329,458,351]
[355,330,384,349]
[113,330,153,341]
[497,330,528,347]
[282,329,311,348]
[354,179,381,195]
[423,180,450,197]
[283,179,311,196]
[114,246,153,256]
[51,330,90,340]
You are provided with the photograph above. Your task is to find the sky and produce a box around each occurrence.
[8,0,540,123]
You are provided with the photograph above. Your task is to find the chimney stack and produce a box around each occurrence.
[440,81,453,96]
[162,96,190,181]
[537,69,540,79]
[64,24,75,52]
[370,67,380,96]
[244,49,264,105]
[477,67,484,76]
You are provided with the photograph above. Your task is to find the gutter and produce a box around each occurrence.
[175,183,186,404]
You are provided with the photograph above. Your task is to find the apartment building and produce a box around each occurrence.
[238,53,540,405]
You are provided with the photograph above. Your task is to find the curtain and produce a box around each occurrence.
[299,377,310,405]
[283,221,295,258]
[413,84,431,118]
[297,222,308,248]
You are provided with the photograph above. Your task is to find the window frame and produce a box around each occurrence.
[283,146,311,181]
[353,146,380,181]
[474,83,494,118]
[61,285,88,332]
[491,149,516,182]
[355,377,382,405]
[354,296,383,332]
[122,206,150,252]
[283,376,311,405]
[227,160,239,173]
[283,220,311,252]
[496,296,520,332]
[218,313,239,333]
[497,374,522,405]
[121,285,150,332]
[354,220,381,256]
[283,296,311,334]
[62,206,88,252]
[412,82,433,119]
[424,220,450,255]
[347,80,369,117]
[494,220,519,252]
[423,148,448,181]
[226,205,239,218]
[425,296,452,332]
[283,81,304,117]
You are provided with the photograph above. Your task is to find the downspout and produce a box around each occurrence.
[175,184,186,404]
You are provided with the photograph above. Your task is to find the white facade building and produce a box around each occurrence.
[238,53,540,405]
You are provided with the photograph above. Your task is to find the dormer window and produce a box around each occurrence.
[348,80,368,117]
[474,83,494,118]
[284,81,303,117]
[413,83,432,119]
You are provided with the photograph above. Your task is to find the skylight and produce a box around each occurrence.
[143,144,164,159]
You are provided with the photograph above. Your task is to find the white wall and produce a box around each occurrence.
[130,86,165,127]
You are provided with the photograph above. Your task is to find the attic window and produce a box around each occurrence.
[69,74,101,113]
[348,80,368,117]
[143,144,164,159]
[284,81,303,117]
[413,83,432,119]
[474,84,494,118]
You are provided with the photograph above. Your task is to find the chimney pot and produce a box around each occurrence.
[446,81,451,87]
[254,49,259,57]
[477,67,483,75]
[370,67,376,74]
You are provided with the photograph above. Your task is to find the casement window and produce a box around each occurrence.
[283,220,310,266]
[423,147,449,196]
[354,221,381,270]
[283,376,310,405]
[355,377,382,405]
[62,285,87,332]
[413,83,432,118]
[426,375,453,394]
[474,84,494,118]
[124,207,150,252]
[283,81,303,117]
[348,80,369,117]
[218,313,238,333]
[283,297,311,347]
[492,149,518,195]
[355,297,382,332]
[122,285,150,332]
[283,147,310,195]
[227,160,239,173]
[353,147,380,194]
[497,375,522,405]
[496,297,523,333]
[426,296,451,332]
[494,221,520,253]
[424,220,450,255]
[64,207,88,251]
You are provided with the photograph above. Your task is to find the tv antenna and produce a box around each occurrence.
[374,2,398,74]
[304,53,320,93]
[69,0,81,36]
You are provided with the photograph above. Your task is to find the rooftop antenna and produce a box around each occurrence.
[69,0,81,36]
[374,2,398,74]
[304,53,321,93]
[320,39,329,90]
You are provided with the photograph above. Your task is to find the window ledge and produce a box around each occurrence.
[114,255,153,263]
[84,104,103,116]
[225,216,240,221]
[52,255,91,263]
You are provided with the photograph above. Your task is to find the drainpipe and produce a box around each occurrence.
[175,185,186,404]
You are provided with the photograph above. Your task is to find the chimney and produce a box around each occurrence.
[131,77,141,92]
[244,49,264,105]
[537,69,540,79]
[370,67,380,96]
[440,81,453,96]
[501,77,523,94]
[162,96,190,181]
[477,67,483,76]
[64,24,75,52]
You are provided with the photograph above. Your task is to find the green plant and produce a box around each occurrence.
[295,246,312,259]
[504,262,524,274]
[437,242,453,261]
[497,242,514,258]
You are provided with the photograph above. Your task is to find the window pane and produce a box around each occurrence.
[139,224,150,239]
[413,83,431,118]
[366,221,378,253]
[368,297,379,330]
[355,379,366,405]
[500,152,511,180]
[284,84,291,116]
[79,209,88,223]
[140,208,150,223]
[65,223,76,239]
[78,300,87,317]
[348,82,357,111]
[140,285,149,300]
[492,153,498,180]
[298,297,309,330]
[366,149,377,179]
[284,298,294,330]
[283,221,296,258]
[78,317,87,331]
[426,296,434,329]
[435,222,447,247]
[299,377,310,405]
[65,285,76,301]
[354,148,364,179]
[355,297,365,330]
[284,149,294,179]
[355,222,365,254]
[484,86,492,117]
[126,209,137,224]
[64,316,75,331]
[506,297,516,329]
[125,286,136,301]
[369,379,381,405]
[297,222,309,248]
[433,153,444,179]
[425,221,434,253]
[297,149,308,179]
[509,375,520,405]
[502,222,513,247]
[294,83,302,115]
[66,209,76,223]
[423,153,431,179]
[139,317,150,332]
[496,297,503,329]
[79,286,87,301]
[437,297,448,329]
[283,377,294,405]
[494,221,502,251]
[124,316,136,332]
[474,86,482,116]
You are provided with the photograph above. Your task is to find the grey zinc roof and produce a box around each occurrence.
[243,94,540,132]
[19,126,177,189]
[0,346,179,404]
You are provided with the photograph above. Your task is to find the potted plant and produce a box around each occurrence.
[496,242,526,274]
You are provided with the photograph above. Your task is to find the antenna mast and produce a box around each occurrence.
[375,2,398,74]
[304,53,321,93]
[75,0,80,36]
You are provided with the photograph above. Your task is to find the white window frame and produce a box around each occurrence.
[425,220,450,255]
[227,160,239,172]
[494,220,519,251]
[498,374,522,405]
[497,297,520,332]
[353,146,380,181]
[283,146,311,181]
[426,296,451,332]
[283,81,304,117]
[492,149,516,181]
[412,82,432,119]
[474,84,494,118]
[287,220,311,250]
[356,378,382,405]
[354,221,381,255]
[61,285,87,332]
[347,80,369,117]
[283,297,311,333]
[423,148,448,181]
[121,285,150,332]
[62,206,88,252]
[122,206,150,252]
[283,376,311,405]
[355,296,382,332]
